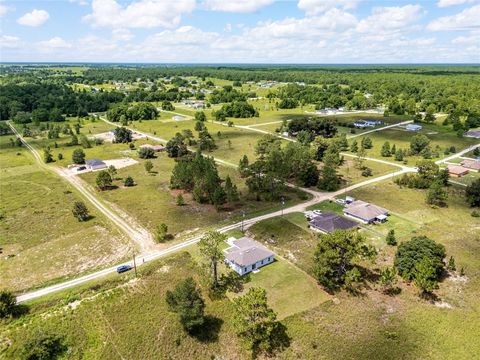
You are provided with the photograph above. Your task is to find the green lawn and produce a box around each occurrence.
[0,135,129,292]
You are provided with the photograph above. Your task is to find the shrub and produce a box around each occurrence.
[124,176,135,187]
[138,147,155,159]
[19,330,66,360]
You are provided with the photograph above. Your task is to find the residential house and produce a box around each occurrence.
[309,212,358,233]
[85,159,107,171]
[224,237,275,276]
[447,164,469,177]
[343,200,389,224]
[461,159,480,172]
[406,124,422,131]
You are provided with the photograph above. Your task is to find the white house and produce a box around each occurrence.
[406,124,422,131]
[343,200,389,224]
[224,237,275,276]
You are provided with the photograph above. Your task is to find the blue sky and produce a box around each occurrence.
[0,0,479,63]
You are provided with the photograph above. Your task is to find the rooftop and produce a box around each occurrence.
[225,237,274,267]
[344,200,388,221]
[309,212,358,233]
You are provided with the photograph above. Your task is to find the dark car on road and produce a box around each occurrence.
[116,264,132,274]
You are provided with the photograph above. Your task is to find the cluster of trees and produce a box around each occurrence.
[170,151,238,208]
[214,101,258,120]
[395,160,449,206]
[106,102,158,123]
[286,117,337,139]
[209,85,248,104]
[0,82,124,120]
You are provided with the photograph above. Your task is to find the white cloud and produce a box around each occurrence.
[83,0,196,29]
[112,28,134,41]
[69,0,89,6]
[38,37,72,49]
[298,0,358,16]
[17,9,50,27]
[0,4,14,17]
[437,0,477,8]
[0,35,21,48]
[428,5,480,30]
[357,5,424,33]
[451,30,480,44]
[204,0,275,13]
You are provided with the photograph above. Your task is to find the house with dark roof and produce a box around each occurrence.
[461,159,480,172]
[85,159,107,170]
[343,200,389,224]
[308,212,358,233]
[224,237,275,276]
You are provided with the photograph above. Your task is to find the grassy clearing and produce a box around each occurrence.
[338,158,399,186]
[0,135,129,292]
[351,124,478,164]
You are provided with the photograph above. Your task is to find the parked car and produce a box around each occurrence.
[116,264,132,274]
[76,166,86,171]
[313,210,322,215]
[335,199,346,205]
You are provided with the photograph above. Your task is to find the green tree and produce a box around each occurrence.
[95,170,112,190]
[107,165,117,179]
[19,330,66,360]
[72,201,89,222]
[144,160,153,173]
[113,127,132,143]
[426,181,448,207]
[176,193,185,206]
[194,111,206,122]
[413,257,438,295]
[123,176,135,187]
[43,147,54,163]
[447,256,456,271]
[350,139,358,153]
[165,277,205,333]
[465,178,480,207]
[318,148,341,191]
[72,148,85,164]
[233,287,282,356]
[394,236,445,281]
[410,134,430,155]
[224,175,239,203]
[238,155,250,177]
[0,290,17,318]
[198,231,227,288]
[394,148,404,161]
[138,147,155,159]
[312,230,376,290]
[155,223,169,242]
[361,136,373,149]
[381,141,391,157]
[354,146,367,170]
[379,267,398,294]
[386,229,397,245]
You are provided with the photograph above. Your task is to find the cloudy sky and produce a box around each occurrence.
[0,0,479,63]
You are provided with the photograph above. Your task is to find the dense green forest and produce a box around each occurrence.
[1,64,479,121]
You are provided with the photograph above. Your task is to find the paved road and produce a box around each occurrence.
[347,120,413,139]
[435,143,480,164]
[7,122,155,253]
[11,118,476,303]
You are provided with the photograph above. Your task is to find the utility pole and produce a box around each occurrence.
[133,251,137,278]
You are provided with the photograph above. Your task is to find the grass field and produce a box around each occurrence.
[351,124,479,164]
[0,135,129,292]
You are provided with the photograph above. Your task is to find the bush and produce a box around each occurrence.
[394,236,446,281]
[138,147,155,159]
[361,167,373,177]
[72,149,85,164]
[0,290,17,318]
[124,176,135,187]
[19,330,66,360]
[166,278,205,332]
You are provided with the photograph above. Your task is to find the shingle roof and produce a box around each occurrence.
[344,200,388,222]
[461,159,480,171]
[86,159,106,167]
[225,237,274,267]
[448,164,469,175]
[309,212,358,233]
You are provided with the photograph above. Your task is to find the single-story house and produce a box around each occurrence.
[461,159,480,172]
[343,200,389,224]
[140,144,165,152]
[464,129,480,139]
[224,237,275,276]
[447,164,469,177]
[85,159,107,170]
[309,212,358,233]
[406,124,422,132]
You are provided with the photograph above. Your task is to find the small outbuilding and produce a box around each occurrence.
[225,237,275,276]
[447,164,469,177]
[406,124,422,132]
[309,212,358,233]
[343,200,389,224]
[464,129,480,139]
[140,144,165,152]
[85,159,107,170]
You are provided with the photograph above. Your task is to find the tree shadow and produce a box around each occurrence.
[11,303,29,318]
[252,321,291,359]
[190,315,224,343]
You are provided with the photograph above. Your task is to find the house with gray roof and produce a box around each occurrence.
[343,200,389,224]
[309,212,358,233]
[85,159,107,170]
[224,237,275,276]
